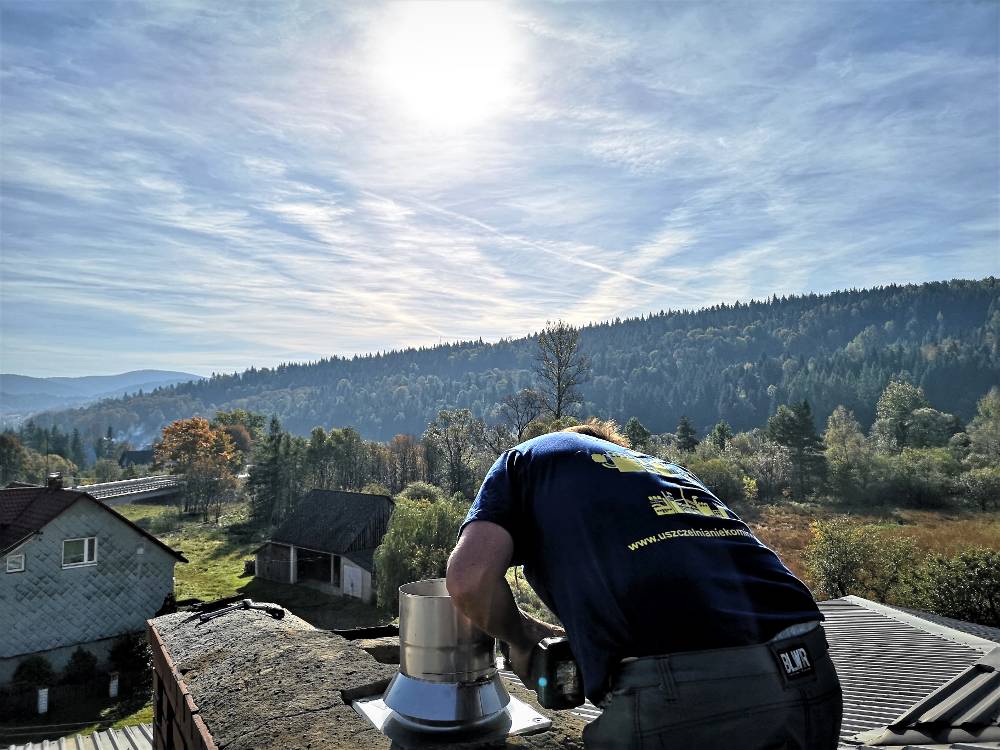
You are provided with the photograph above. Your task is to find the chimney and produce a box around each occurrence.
[47,473,63,490]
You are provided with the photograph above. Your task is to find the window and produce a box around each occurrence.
[62,537,98,567]
[5,554,25,573]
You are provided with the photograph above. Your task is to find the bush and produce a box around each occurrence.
[109,632,152,679]
[803,518,922,604]
[960,467,1000,512]
[374,496,469,614]
[12,655,55,688]
[686,457,745,505]
[396,481,447,503]
[61,647,98,684]
[873,448,961,508]
[920,547,1000,627]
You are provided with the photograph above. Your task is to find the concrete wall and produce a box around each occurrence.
[0,500,177,667]
[341,558,373,604]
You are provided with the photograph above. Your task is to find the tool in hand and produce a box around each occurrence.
[198,598,285,623]
[500,636,585,710]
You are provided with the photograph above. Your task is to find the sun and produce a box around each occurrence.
[370,1,521,131]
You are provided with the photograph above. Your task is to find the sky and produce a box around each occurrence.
[1,1,997,378]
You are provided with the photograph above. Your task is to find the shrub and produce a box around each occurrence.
[109,632,152,678]
[374,496,469,614]
[61,647,98,684]
[920,547,1000,628]
[396,481,447,503]
[686,457,745,505]
[12,655,55,688]
[803,518,922,604]
[960,467,1000,512]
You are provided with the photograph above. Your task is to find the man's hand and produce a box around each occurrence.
[504,613,565,685]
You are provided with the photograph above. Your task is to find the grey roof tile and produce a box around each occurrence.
[270,489,392,555]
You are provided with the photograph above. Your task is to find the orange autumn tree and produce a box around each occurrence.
[156,417,238,474]
[156,417,239,517]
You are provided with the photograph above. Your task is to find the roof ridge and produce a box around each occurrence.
[840,595,998,654]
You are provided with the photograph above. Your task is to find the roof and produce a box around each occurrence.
[0,484,186,562]
[5,723,152,750]
[854,647,1000,747]
[118,449,155,467]
[270,489,393,555]
[823,597,997,748]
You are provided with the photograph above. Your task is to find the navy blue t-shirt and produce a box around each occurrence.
[461,432,821,702]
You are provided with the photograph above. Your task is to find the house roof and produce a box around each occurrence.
[118,449,155,467]
[521,596,1000,749]
[270,490,393,555]
[0,484,186,562]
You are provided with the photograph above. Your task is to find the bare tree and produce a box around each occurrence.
[534,320,591,419]
[424,409,485,496]
[500,390,543,440]
[481,389,545,456]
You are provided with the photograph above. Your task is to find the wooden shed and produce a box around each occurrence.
[254,490,393,604]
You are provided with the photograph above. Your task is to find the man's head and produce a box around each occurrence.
[561,418,629,448]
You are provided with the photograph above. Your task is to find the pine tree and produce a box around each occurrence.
[676,416,699,452]
[708,420,734,451]
[768,400,826,498]
[70,429,86,469]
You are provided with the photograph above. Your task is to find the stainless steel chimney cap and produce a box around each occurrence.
[385,577,511,728]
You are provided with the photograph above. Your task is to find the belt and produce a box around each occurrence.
[599,623,829,707]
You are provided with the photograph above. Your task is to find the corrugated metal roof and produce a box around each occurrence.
[853,648,1000,747]
[5,723,152,750]
[823,598,990,748]
[888,606,1000,647]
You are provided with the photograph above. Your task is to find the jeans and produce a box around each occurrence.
[582,625,842,749]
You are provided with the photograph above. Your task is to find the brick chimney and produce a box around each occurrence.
[47,472,63,490]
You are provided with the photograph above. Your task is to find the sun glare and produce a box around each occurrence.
[371,1,521,131]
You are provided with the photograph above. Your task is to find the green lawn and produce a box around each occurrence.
[115,499,392,627]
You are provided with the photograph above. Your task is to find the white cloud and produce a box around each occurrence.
[0,0,996,376]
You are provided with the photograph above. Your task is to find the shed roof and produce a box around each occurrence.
[0,484,186,561]
[270,490,392,555]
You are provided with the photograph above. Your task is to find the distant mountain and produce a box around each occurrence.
[0,370,204,420]
[24,279,1000,446]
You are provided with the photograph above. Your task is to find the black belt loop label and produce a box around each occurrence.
[776,644,814,679]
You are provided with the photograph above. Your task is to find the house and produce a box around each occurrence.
[118,449,156,468]
[254,490,393,604]
[0,476,186,684]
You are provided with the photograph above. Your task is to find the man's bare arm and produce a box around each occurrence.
[446,521,560,679]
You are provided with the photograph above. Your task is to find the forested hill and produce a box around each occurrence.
[34,278,1000,446]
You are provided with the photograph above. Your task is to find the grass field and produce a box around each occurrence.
[114,499,392,629]
[746,504,1000,581]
